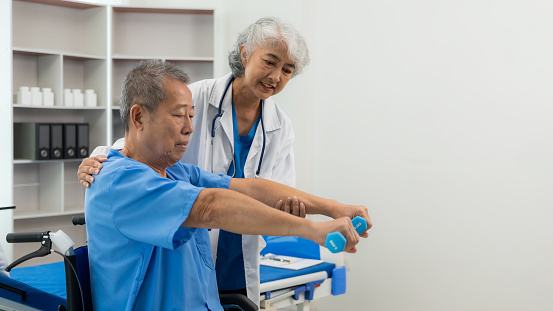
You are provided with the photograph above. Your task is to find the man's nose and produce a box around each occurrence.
[183,116,194,135]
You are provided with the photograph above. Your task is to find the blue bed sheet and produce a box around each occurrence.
[0,272,66,311]
[260,262,335,284]
[9,261,66,299]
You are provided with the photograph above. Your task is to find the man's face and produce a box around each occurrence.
[141,79,194,167]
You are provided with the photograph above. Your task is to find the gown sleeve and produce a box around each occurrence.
[110,163,204,250]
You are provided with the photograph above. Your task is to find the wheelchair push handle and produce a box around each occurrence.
[5,231,52,272]
[72,215,86,226]
[325,216,367,253]
[6,232,47,243]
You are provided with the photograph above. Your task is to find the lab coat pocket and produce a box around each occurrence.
[195,232,215,270]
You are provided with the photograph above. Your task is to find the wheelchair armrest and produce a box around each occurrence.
[219,293,258,311]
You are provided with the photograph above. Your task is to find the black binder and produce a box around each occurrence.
[50,123,63,160]
[64,124,77,159]
[77,123,89,158]
[14,123,50,160]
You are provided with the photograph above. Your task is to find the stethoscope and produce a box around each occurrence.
[211,77,266,178]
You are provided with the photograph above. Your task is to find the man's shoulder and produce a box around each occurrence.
[98,151,154,182]
[166,161,197,182]
[102,150,134,171]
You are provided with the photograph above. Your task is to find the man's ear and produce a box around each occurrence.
[129,104,146,131]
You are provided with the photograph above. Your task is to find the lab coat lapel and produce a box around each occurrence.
[208,74,234,173]
[245,98,280,175]
[259,96,281,134]
[219,102,234,154]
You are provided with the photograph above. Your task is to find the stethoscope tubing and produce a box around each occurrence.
[211,76,266,178]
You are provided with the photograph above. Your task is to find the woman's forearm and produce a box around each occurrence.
[228,178,339,218]
[183,188,316,238]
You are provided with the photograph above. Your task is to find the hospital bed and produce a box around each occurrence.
[258,216,369,310]
[258,236,346,311]
[1,219,349,311]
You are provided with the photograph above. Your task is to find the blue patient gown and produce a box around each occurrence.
[85,149,231,311]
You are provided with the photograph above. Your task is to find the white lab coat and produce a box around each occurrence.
[98,73,296,307]
[183,73,296,306]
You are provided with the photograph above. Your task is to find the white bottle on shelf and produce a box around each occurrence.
[42,88,54,106]
[64,89,74,107]
[16,86,31,105]
[72,89,84,107]
[84,89,97,107]
[30,87,42,106]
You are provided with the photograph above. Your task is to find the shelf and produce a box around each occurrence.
[13,1,107,56]
[164,57,214,63]
[14,47,105,60]
[13,183,40,187]
[6,1,215,260]
[112,55,214,62]
[112,6,214,15]
[63,207,86,214]
[14,209,84,220]
[13,104,105,110]
[14,158,83,164]
[112,7,214,59]
[16,0,102,10]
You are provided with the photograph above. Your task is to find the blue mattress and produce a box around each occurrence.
[260,262,335,284]
[0,272,66,311]
[9,261,67,299]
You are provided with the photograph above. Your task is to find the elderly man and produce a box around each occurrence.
[85,59,371,311]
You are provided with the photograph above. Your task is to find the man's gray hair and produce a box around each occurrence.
[120,59,190,132]
[228,17,310,78]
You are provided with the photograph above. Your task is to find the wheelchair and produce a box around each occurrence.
[3,216,257,311]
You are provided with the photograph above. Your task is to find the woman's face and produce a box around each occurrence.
[239,43,295,100]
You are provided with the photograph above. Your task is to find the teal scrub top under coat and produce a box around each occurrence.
[216,102,261,291]
[86,149,231,311]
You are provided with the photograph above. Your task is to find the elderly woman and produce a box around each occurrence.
[79,17,318,304]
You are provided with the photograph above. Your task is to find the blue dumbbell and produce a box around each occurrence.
[325,216,367,253]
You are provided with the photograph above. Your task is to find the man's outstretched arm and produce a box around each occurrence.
[184,188,363,253]
[228,178,372,236]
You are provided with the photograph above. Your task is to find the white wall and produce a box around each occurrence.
[128,0,553,310]
[304,1,553,310]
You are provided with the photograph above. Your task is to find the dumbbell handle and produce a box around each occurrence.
[325,216,367,253]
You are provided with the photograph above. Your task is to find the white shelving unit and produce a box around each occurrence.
[5,0,215,265]
[109,5,215,141]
